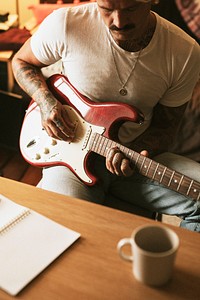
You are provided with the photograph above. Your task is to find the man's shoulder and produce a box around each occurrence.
[65,2,101,31]
[155,12,197,48]
[66,2,98,16]
[47,2,98,20]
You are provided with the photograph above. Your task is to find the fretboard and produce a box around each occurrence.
[90,133,200,201]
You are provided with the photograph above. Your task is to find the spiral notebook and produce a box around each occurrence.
[0,194,80,296]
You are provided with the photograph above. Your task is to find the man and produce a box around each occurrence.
[12,0,200,231]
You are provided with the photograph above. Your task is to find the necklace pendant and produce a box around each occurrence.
[119,88,128,96]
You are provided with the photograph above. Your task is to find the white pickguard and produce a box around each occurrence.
[20,104,105,184]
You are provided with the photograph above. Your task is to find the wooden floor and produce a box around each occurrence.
[0,145,42,186]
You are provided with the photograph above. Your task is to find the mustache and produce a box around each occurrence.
[109,24,135,31]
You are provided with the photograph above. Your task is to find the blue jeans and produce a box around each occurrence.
[38,152,200,232]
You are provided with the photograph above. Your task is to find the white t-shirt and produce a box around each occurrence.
[31,3,200,143]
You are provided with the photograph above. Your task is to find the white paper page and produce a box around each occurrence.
[0,196,80,296]
[0,194,29,228]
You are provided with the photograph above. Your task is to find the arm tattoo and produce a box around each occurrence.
[14,61,57,108]
[15,62,43,96]
[131,102,188,157]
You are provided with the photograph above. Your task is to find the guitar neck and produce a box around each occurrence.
[90,133,200,201]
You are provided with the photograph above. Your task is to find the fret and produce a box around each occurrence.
[126,149,133,159]
[152,163,159,180]
[177,175,184,191]
[156,165,163,181]
[92,133,100,153]
[111,140,118,150]
[133,153,140,169]
[99,136,108,156]
[186,181,200,200]
[161,168,171,186]
[89,133,95,151]
[125,147,133,158]
[127,149,134,159]
[159,166,167,184]
[106,138,113,155]
[139,156,146,173]
[122,145,134,161]
[102,137,110,156]
[119,144,126,156]
[178,177,200,200]
[152,164,168,183]
[104,138,113,156]
[186,180,194,196]
[144,159,152,177]
[96,136,103,155]
[168,170,175,187]
[142,159,150,174]
[145,160,158,179]
[192,183,198,194]
[169,172,186,193]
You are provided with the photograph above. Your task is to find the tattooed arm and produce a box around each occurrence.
[130,102,188,158]
[188,78,200,115]
[12,39,74,141]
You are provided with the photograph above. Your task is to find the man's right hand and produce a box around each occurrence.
[40,99,75,142]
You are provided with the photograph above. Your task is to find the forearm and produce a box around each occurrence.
[131,126,175,158]
[188,78,200,114]
[12,57,57,111]
[129,102,188,158]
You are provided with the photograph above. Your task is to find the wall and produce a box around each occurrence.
[0,1,16,14]
[0,0,39,25]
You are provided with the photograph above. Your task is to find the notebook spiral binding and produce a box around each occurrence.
[0,209,31,235]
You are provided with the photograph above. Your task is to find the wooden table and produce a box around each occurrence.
[0,177,199,300]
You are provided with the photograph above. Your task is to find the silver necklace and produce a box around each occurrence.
[110,41,142,96]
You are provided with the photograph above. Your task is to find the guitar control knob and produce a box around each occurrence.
[35,153,41,160]
[43,148,50,154]
[51,139,57,146]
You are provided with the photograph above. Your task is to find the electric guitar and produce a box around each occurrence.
[20,74,200,201]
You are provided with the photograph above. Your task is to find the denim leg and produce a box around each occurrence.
[38,153,200,232]
[38,165,106,204]
[109,174,200,231]
[105,153,200,232]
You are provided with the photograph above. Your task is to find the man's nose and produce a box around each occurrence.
[112,10,128,29]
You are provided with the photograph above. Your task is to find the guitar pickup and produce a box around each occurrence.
[82,126,92,150]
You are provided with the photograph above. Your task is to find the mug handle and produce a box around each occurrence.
[117,238,133,262]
